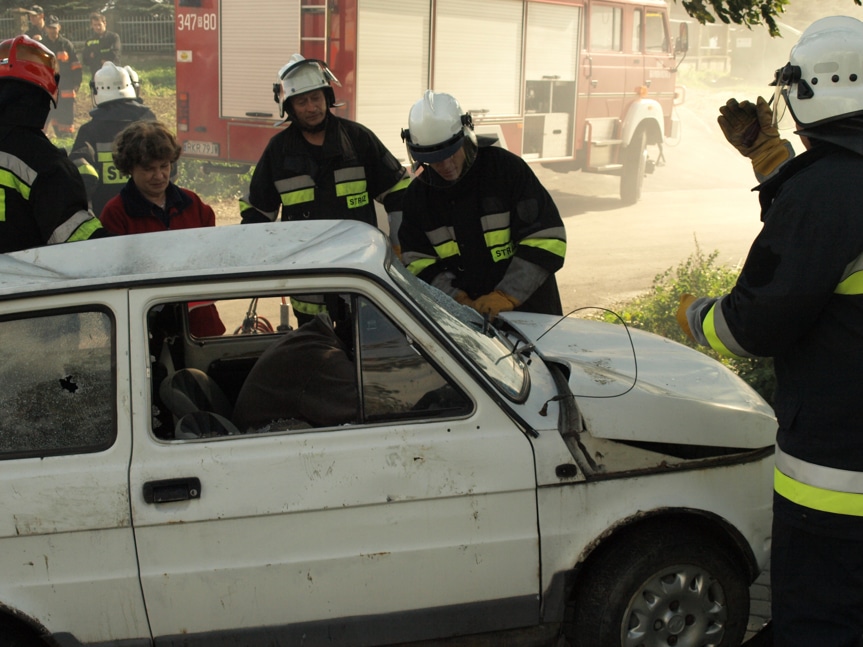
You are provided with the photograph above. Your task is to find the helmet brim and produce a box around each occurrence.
[408,131,464,164]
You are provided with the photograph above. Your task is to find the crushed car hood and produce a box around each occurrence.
[502,313,776,449]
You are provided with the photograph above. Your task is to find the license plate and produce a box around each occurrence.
[182,140,221,157]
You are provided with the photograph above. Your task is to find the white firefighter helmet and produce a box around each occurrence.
[272,53,340,119]
[91,61,140,105]
[772,15,863,128]
[401,90,476,164]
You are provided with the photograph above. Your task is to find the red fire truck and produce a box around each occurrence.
[175,0,687,204]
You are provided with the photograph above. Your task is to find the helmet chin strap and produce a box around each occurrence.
[297,112,328,133]
[419,138,478,187]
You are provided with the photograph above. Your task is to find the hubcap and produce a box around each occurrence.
[622,564,728,647]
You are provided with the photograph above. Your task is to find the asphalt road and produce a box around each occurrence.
[538,95,786,315]
[215,84,794,320]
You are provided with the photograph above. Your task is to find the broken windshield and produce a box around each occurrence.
[387,262,528,402]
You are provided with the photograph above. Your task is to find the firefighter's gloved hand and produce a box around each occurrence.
[453,291,475,308]
[718,96,791,179]
[473,290,519,320]
[718,97,772,154]
[676,293,697,343]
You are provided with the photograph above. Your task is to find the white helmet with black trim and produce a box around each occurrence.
[91,61,140,106]
[772,15,863,128]
[401,90,476,165]
[272,53,340,119]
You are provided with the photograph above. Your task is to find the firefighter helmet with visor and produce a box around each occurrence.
[273,54,340,119]
[0,35,59,105]
[401,90,476,165]
[772,16,863,128]
[91,62,140,106]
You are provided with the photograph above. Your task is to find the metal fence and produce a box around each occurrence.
[0,13,174,52]
[117,15,175,51]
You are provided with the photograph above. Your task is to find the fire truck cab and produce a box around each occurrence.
[175,0,687,204]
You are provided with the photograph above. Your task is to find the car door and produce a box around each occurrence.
[0,292,150,643]
[127,279,540,645]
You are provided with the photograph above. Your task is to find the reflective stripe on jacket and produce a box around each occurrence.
[687,143,863,484]
[69,100,158,217]
[240,114,409,230]
[775,446,863,517]
[0,134,103,253]
[400,144,566,314]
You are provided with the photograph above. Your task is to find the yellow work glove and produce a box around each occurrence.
[473,290,519,320]
[676,293,697,342]
[718,96,791,179]
[453,290,475,308]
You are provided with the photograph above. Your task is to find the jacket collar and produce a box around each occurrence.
[757,142,845,220]
[89,99,151,120]
[286,113,357,160]
[121,178,191,222]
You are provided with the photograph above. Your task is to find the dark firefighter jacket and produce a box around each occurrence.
[399,142,567,316]
[69,99,157,218]
[232,314,358,432]
[82,30,121,76]
[0,86,105,253]
[240,113,410,228]
[687,141,863,538]
[44,35,82,94]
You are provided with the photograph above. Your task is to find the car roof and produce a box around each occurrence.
[0,220,391,299]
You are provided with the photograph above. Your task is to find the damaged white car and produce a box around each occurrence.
[0,221,773,647]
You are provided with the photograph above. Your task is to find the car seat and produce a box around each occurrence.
[159,368,240,439]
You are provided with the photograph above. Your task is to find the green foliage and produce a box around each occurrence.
[131,53,174,97]
[175,160,253,203]
[674,0,862,36]
[602,240,776,405]
[678,0,789,36]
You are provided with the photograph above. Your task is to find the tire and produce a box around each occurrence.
[568,524,750,647]
[743,620,773,646]
[620,127,647,206]
[0,619,45,647]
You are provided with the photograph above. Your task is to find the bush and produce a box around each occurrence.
[601,240,775,405]
[175,160,253,203]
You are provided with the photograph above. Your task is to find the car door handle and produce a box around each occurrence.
[143,478,202,504]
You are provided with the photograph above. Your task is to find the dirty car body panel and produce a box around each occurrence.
[0,221,774,646]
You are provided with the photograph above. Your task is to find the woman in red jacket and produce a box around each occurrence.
[101,120,215,234]
[101,120,225,336]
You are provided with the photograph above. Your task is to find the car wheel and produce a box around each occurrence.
[568,524,750,647]
[620,127,647,206]
[0,619,45,647]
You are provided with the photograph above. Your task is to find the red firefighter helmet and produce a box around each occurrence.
[0,35,59,104]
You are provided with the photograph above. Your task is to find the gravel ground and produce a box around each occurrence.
[211,198,242,227]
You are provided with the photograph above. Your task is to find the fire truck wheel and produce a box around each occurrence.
[620,127,647,206]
